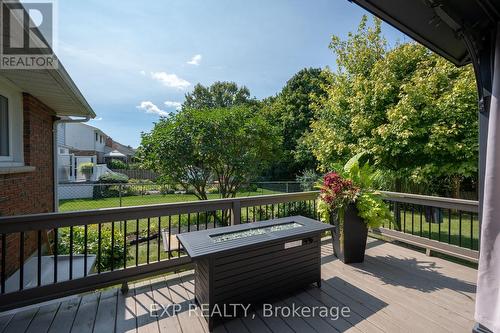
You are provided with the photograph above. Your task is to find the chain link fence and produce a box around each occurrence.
[58,182,305,212]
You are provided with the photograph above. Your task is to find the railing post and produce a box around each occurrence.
[119,184,123,207]
[121,281,129,294]
[231,201,241,225]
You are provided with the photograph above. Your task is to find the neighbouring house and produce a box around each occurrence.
[0,45,95,280]
[105,137,136,163]
[57,123,135,183]
[57,122,108,162]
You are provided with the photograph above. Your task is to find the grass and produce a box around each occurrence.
[384,209,479,251]
[58,190,479,271]
[59,188,280,212]
[126,239,182,267]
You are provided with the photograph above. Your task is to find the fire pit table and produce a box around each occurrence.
[176,215,333,330]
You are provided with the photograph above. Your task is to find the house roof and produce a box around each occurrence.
[349,0,500,66]
[112,141,136,156]
[0,67,95,118]
[0,1,95,118]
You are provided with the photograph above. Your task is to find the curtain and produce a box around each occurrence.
[475,26,500,333]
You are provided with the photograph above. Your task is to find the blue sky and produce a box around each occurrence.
[56,0,407,148]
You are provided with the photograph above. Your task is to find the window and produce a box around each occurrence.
[100,135,102,144]
[0,95,9,157]
[95,132,98,141]
[0,81,24,167]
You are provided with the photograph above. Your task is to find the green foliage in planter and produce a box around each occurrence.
[317,198,331,223]
[58,225,130,272]
[79,162,94,174]
[356,192,392,228]
[317,153,392,228]
[344,153,392,228]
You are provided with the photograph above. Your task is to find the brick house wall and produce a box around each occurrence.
[0,93,56,277]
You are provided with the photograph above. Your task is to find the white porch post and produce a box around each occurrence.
[475,24,500,333]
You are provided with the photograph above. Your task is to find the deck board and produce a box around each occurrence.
[70,292,100,333]
[93,289,118,333]
[25,302,60,333]
[115,282,136,333]
[48,298,81,333]
[0,237,477,333]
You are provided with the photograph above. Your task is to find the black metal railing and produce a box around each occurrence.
[0,191,318,311]
[0,190,480,312]
[377,191,479,262]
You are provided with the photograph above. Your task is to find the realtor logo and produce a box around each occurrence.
[0,0,58,69]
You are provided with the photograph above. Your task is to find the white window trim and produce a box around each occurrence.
[0,77,24,168]
[0,93,13,162]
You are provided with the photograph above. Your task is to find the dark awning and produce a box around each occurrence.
[349,0,500,66]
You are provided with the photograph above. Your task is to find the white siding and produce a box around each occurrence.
[64,123,107,152]
[56,123,66,146]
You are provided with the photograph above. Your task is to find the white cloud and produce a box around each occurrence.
[139,70,146,76]
[93,117,103,121]
[150,71,190,90]
[187,54,202,66]
[137,101,169,117]
[164,101,182,110]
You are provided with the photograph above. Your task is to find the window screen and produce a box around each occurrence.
[0,95,8,157]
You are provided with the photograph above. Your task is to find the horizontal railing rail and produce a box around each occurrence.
[380,191,478,212]
[0,191,319,311]
[0,190,479,312]
[379,191,479,263]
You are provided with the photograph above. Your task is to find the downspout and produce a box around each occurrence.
[53,116,91,212]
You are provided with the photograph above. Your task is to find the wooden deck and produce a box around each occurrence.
[0,238,477,333]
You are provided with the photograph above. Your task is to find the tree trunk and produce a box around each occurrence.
[451,175,461,199]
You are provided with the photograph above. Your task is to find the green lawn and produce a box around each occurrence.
[59,188,280,212]
[384,209,479,251]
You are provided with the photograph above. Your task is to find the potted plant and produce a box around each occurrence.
[79,162,94,181]
[317,154,392,263]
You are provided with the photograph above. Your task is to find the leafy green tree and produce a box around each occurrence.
[182,81,257,110]
[261,68,329,179]
[138,106,280,199]
[304,15,478,196]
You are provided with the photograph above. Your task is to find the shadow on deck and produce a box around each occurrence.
[0,238,477,333]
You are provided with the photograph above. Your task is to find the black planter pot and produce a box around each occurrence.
[330,203,368,263]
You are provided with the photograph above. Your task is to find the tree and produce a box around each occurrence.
[138,106,280,199]
[261,68,329,179]
[182,81,257,110]
[303,15,478,196]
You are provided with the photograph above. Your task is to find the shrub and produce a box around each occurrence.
[98,172,129,183]
[296,169,320,191]
[58,224,130,272]
[93,172,129,199]
[207,187,220,194]
[160,186,175,195]
[107,159,128,170]
[240,183,258,192]
[129,178,154,184]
